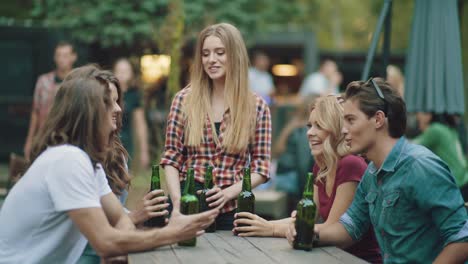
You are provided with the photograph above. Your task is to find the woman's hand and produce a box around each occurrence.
[285,220,297,247]
[205,186,227,210]
[129,190,169,226]
[232,212,274,237]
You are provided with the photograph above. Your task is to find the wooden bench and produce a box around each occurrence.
[0,153,28,200]
[253,189,288,219]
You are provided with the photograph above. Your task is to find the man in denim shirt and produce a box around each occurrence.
[287,78,468,263]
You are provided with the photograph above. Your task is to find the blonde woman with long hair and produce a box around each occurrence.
[234,96,381,263]
[160,23,271,230]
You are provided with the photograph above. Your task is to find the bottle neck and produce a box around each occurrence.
[302,173,314,199]
[184,169,195,195]
[150,166,161,190]
[205,167,214,189]
[302,190,313,200]
[242,171,252,192]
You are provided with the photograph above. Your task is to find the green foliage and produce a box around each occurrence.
[29,0,416,51]
[26,0,420,107]
[32,0,168,47]
[30,0,319,48]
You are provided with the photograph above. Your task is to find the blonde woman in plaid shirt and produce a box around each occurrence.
[161,23,272,230]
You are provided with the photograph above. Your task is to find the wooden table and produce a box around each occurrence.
[129,231,368,264]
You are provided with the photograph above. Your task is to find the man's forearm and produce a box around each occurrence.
[26,111,38,138]
[434,242,468,264]
[69,208,177,258]
[97,225,177,257]
[114,212,136,231]
[24,112,38,154]
[317,222,355,249]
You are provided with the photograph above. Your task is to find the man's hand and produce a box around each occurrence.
[167,208,219,243]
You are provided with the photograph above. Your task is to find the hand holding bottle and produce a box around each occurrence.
[205,186,227,210]
[232,212,274,237]
[286,220,296,246]
[167,208,219,242]
[129,190,169,226]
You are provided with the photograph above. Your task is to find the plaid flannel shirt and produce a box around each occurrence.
[32,72,61,131]
[160,88,271,213]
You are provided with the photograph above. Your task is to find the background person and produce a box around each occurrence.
[299,59,340,97]
[272,96,316,212]
[113,58,150,169]
[24,41,77,160]
[414,112,468,200]
[248,51,275,104]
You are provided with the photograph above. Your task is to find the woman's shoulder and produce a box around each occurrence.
[170,86,192,106]
[253,92,270,112]
[339,155,366,166]
[175,86,191,98]
[336,155,367,180]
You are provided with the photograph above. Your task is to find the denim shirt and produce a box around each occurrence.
[340,137,468,263]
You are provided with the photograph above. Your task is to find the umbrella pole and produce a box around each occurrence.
[361,0,393,80]
[382,0,393,79]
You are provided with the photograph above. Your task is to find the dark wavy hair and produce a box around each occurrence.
[38,64,131,195]
[93,69,131,195]
[30,65,111,168]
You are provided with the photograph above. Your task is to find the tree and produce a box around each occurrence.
[28,0,420,100]
[30,0,317,103]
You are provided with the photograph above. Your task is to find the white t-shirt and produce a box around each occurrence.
[248,67,274,99]
[0,145,112,264]
[299,72,338,97]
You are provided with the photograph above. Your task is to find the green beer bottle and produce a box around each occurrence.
[293,172,316,251]
[236,167,255,229]
[198,165,216,232]
[178,168,199,247]
[144,165,166,228]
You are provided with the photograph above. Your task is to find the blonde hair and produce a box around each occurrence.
[310,96,349,183]
[183,23,255,153]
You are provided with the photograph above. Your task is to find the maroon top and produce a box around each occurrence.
[314,155,382,264]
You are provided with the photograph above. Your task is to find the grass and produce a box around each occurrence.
[0,163,8,186]
[125,166,169,211]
